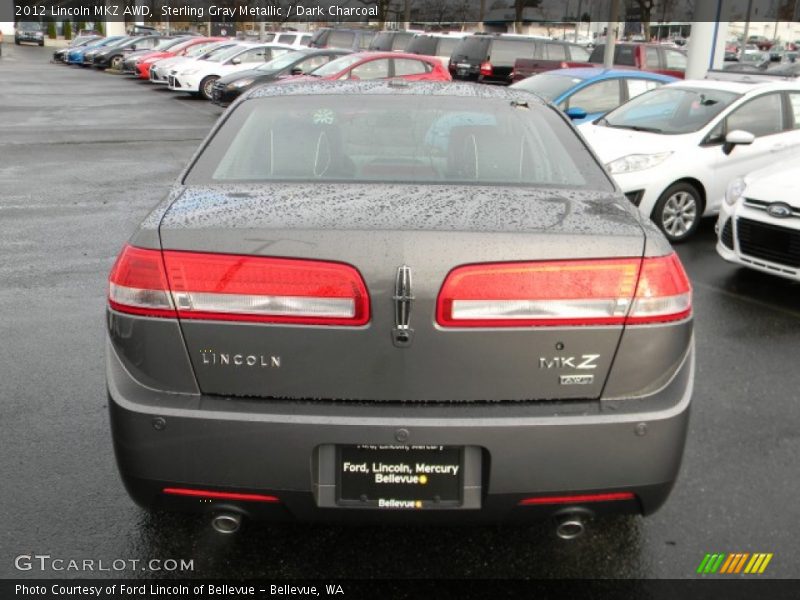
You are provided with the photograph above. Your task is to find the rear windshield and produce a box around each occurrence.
[512,73,585,101]
[406,36,437,55]
[451,37,490,61]
[186,95,611,189]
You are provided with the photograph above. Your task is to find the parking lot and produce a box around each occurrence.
[1,42,799,579]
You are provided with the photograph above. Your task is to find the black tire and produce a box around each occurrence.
[651,182,703,243]
[15,39,20,45]
[39,41,44,47]
[199,76,218,101]
[110,55,123,70]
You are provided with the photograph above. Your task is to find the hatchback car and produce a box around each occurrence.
[717,157,800,280]
[108,81,693,533]
[168,43,293,99]
[511,68,677,124]
[579,78,800,242]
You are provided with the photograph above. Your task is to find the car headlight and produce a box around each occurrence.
[725,177,746,206]
[606,152,673,175]
[230,78,255,88]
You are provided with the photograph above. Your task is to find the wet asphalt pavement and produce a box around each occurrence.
[1,42,799,580]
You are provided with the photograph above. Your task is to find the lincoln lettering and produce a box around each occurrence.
[200,352,280,368]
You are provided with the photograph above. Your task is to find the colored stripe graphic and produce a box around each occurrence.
[698,553,773,575]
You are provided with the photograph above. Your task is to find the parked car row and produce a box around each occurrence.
[47,29,800,280]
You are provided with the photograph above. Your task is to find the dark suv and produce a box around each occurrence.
[449,34,544,85]
[15,21,45,46]
[309,28,375,51]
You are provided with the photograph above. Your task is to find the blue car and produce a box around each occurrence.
[510,68,678,124]
[67,36,125,65]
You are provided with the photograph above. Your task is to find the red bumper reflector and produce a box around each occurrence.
[518,492,636,506]
[162,487,280,503]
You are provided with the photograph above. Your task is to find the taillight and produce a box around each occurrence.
[436,254,691,327]
[109,244,370,326]
[480,60,493,76]
[108,245,176,318]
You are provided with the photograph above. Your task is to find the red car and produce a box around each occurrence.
[135,37,227,80]
[286,51,451,83]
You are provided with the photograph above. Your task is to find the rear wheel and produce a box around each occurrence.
[199,76,219,100]
[651,182,702,243]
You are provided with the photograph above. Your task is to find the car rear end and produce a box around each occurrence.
[450,36,536,85]
[108,83,693,526]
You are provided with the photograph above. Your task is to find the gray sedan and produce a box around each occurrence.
[107,81,694,537]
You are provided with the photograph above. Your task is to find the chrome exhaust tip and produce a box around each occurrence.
[211,512,242,534]
[555,514,585,540]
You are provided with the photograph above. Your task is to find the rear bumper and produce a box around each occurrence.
[108,337,693,523]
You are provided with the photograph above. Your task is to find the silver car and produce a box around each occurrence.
[107,81,694,537]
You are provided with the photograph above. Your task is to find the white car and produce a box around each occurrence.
[579,78,800,242]
[168,43,293,99]
[716,157,800,280]
[149,41,237,85]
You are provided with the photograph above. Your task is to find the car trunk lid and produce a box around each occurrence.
[157,183,646,402]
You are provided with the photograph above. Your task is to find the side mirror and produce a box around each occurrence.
[723,129,755,155]
[565,106,588,121]
[230,57,241,65]
[290,66,304,75]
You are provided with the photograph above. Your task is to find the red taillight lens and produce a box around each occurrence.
[436,254,691,327]
[109,244,370,325]
[480,60,493,76]
[108,245,176,318]
[626,253,692,324]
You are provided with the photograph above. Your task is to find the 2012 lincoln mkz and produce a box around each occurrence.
[106,81,693,536]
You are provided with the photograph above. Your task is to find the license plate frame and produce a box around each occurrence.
[335,445,465,509]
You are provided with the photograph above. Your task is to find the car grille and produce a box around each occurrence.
[743,198,800,219]
[720,218,734,250]
[736,217,800,268]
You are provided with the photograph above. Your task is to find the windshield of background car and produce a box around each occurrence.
[205,44,247,62]
[512,73,585,101]
[18,22,42,31]
[256,50,308,72]
[185,95,611,189]
[308,54,362,76]
[600,87,740,134]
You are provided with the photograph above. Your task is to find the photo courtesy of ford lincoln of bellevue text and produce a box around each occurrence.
[4,0,800,596]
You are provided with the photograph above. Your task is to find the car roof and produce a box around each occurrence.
[668,77,800,94]
[244,80,549,103]
[544,68,676,81]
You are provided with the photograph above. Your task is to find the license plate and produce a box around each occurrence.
[337,445,463,509]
